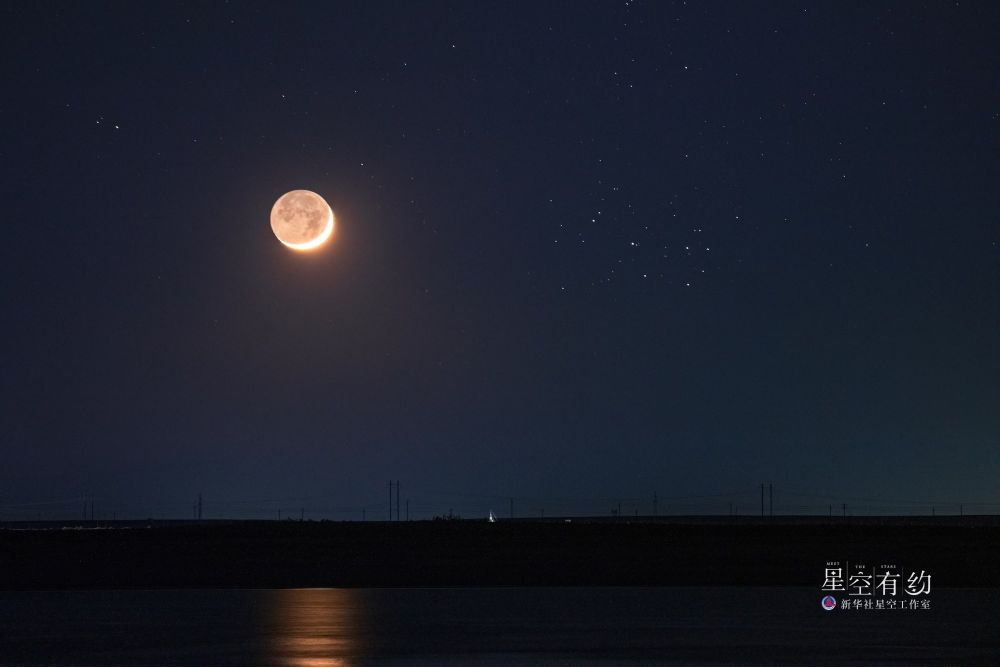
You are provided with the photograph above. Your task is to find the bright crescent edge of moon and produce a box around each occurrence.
[280,206,335,251]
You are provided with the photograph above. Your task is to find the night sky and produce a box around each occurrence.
[3,1,998,520]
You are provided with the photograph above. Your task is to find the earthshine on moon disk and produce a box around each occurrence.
[270,190,335,251]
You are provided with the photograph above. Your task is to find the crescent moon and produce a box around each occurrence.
[270,189,336,251]
[279,207,334,251]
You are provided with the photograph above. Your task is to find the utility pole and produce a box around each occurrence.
[388,481,392,521]
[406,499,409,521]
[842,503,847,517]
[300,507,304,521]
[362,508,366,521]
[396,481,400,522]
[829,504,833,518]
[653,492,658,516]
[960,504,964,516]
[769,483,773,517]
[509,497,514,519]
[760,484,764,517]
[198,493,202,521]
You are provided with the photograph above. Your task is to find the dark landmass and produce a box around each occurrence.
[3,517,998,589]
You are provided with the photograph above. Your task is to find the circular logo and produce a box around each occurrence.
[821,595,837,611]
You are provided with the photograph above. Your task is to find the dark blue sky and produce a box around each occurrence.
[2,1,998,519]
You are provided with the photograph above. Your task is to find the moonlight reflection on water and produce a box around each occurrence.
[266,588,367,666]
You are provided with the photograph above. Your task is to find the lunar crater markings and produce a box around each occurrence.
[270,190,335,250]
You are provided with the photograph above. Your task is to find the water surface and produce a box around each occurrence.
[1,587,997,664]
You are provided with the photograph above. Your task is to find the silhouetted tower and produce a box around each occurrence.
[653,493,658,516]
[509,497,514,519]
[769,483,773,517]
[760,484,764,517]
[386,480,401,520]
[406,499,409,521]
[197,494,203,521]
